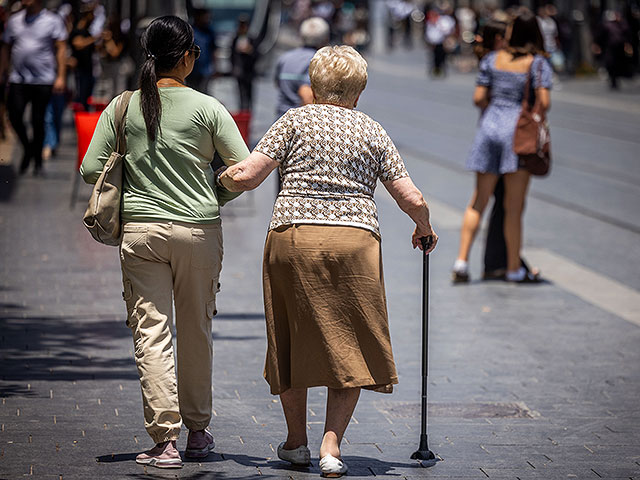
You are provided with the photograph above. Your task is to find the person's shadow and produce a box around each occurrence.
[96,451,437,477]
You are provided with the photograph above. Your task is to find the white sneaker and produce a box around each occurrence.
[319,454,348,477]
[277,442,311,465]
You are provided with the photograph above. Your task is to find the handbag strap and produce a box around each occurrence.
[521,58,534,108]
[522,56,544,109]
[114,90,134,155]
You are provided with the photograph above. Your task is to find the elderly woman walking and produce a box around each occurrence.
[81,16,249,468]
[219,46,437,477]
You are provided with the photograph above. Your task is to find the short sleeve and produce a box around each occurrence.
[300,64,311,87]
[51,13,68,41]
[80,96,118,184]
[476,52,494,87]
[375,123,409,182]
[254,110,294,164]
[210,99,250,166]
[532,56,553,89]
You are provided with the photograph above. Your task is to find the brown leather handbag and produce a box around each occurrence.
[82,91,134,246]
[513,59,551,176]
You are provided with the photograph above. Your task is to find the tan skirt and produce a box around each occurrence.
[262,224,398,395]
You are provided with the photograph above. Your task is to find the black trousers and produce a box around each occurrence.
[8,83,53,172]
[433,44,446,71]
[484,177,529,274]
[74,70,95,111]
[237,77,253,111]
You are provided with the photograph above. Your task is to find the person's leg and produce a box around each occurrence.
[320,387,361,459]
[30,84,52,172]
[280,387,308,449]
[6,83,31,172]
[50,92,66,153]
[246,78,254,111]
[483,176,507,276]
[171,223,223,435]
[120,224,182,446]
[503,170,531,275]
[434,44,445,73]
[43,101,55,155]
[76,71,93,111]
[237,78,247,111]
[456,172,499,264]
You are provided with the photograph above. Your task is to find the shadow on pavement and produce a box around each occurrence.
[214,313,265,321]
[0,311,137,391]
[0,164,17,202]
[96,452,138,463]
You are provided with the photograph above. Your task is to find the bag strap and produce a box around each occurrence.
[114,90,134,155]
[522,56,545,110]
[521,57,535,108]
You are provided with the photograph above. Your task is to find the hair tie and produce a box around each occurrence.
[147,53,156,60]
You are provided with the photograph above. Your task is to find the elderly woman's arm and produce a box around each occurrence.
[219,151,279,192]
[383,177,438,253]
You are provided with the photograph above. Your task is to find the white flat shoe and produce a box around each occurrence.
[277,442,311,465]
[319,454,348,477]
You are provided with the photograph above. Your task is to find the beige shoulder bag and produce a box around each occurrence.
[83,90,134,246]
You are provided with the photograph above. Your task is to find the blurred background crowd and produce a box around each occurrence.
[0,0,637,175]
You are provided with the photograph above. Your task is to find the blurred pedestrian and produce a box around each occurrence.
[537,4,564,73]
[187,8,216,94]
[274,16,329,118]
[98,14,126,100]
[424,1,456,76]
[593,10,634,90]
[80,16,249,469]
[231,15,257,111]
[69,6,99,111]
[452,9,551,283]
[219,45,437,478]
[342,4,371,52]
[473,19,534,280]
[386,0,415,50]
[42,3,74,162]
[0,0,67,176]
[473,18,506,61]
[0,4,10,141]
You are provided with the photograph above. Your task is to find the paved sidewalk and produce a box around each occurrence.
[1,72,640,479]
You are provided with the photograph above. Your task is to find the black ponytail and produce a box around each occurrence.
[139,16,194,141]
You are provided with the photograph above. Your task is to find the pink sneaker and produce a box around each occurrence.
[185,429,215,458]
[135,440,182,469]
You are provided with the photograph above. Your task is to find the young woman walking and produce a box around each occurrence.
[81,16,249,468]
[452,9,552,283]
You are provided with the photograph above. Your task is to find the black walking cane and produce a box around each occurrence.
[410,235,437,464]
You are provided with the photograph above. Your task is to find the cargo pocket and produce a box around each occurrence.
[122,279,137,328]
[206,299,217,319]
[206,278,219,318]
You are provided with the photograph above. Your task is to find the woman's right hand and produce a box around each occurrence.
[412,224,438,254]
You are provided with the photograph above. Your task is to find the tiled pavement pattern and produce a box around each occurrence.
[2,78,640,479]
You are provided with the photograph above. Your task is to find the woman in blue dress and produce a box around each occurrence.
[452,9,552,283]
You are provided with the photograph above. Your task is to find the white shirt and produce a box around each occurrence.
[3,9,68,85]
[537,16,558,53]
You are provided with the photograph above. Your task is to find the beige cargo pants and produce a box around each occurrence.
[119,221,222,443]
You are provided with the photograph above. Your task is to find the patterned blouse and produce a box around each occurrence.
[255,104,409,234]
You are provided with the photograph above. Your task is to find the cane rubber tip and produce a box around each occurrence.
[410,449,436,461]
[419,458,438,468]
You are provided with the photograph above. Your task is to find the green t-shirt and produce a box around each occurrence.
[80,88,249,224]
